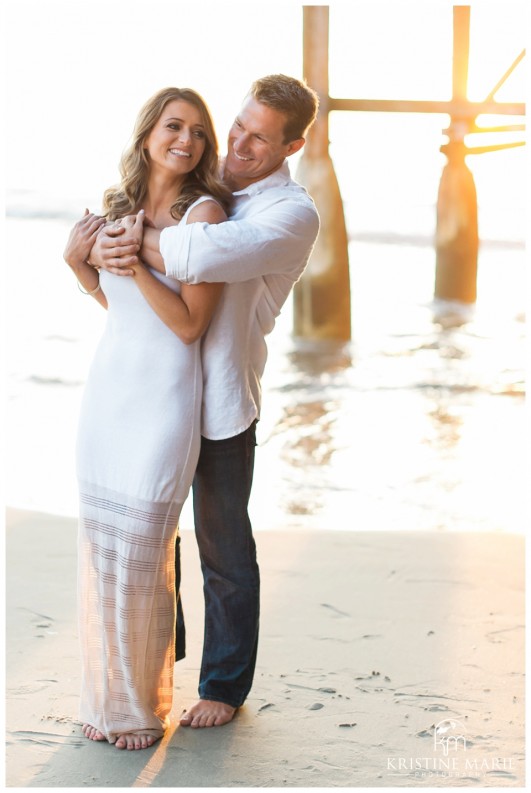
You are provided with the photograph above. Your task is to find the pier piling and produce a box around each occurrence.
[294,6,351,342]
[296,5,524,321]
[434,6,478,304]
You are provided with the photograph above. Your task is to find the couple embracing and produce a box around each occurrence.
[64,74,319,750]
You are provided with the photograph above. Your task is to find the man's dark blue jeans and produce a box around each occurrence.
[175,420,260,709]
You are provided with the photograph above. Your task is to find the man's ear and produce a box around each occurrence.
[286,138,305,157]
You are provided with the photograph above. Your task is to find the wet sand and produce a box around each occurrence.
[5,507,525,788]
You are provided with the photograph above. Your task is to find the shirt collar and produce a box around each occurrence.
[222,159,292,197]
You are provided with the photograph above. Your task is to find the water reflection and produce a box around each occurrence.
[268,342,352,516]
[425,401,463,451]
[255,257,525,534]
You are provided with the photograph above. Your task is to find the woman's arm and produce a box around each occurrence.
[63,210,108,309]
[131,200,226,344]
[133,268,223,344]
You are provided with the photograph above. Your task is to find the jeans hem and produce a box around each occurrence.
[198,692,246,709]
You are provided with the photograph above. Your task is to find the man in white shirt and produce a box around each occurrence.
[90,75,320,728]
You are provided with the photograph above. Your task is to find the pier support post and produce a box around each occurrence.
[435,140,478,303]
[434,6,478,305]
[294,5,351,341]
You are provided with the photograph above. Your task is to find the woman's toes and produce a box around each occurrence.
[115,732,159,750]
[82,724,105,741]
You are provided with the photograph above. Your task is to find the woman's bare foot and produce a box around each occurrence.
[114,731,162,750]
[82,724,106,741]
[180,700,236,728]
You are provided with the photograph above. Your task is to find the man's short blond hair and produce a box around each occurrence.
[249,74,319,143]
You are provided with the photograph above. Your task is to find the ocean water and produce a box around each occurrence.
[5,166,526,534]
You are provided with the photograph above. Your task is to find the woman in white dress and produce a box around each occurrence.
[63,87,231,750]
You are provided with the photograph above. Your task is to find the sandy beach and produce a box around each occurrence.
[5,507,525,788]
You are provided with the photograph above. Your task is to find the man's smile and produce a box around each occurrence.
[233,150,253,161]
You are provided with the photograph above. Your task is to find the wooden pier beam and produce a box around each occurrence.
[435,5,479,305]
[294,5,351,341]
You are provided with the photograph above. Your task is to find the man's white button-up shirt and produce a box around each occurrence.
[159,160,320,440]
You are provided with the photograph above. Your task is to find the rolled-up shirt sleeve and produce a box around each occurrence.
[160,198,319,285]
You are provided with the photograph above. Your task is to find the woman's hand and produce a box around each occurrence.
[114,213,143,235]
[64,209,106,269]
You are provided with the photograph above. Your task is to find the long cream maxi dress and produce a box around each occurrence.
[76,198,209,743]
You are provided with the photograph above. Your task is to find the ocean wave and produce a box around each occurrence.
[28,375,84,387]
[349,230,525,249]
[6,189,103,221]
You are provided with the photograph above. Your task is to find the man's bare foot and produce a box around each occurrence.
[180,700,237,728]
[114,731,162,750]
[82,724,106,741]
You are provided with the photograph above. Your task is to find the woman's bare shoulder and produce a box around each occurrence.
[186,198,227,225]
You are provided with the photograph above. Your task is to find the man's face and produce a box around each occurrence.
[225,97,303,188]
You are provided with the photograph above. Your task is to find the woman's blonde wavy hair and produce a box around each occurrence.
[103,87,232,220]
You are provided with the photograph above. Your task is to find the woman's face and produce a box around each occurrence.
[144,100,207,177]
